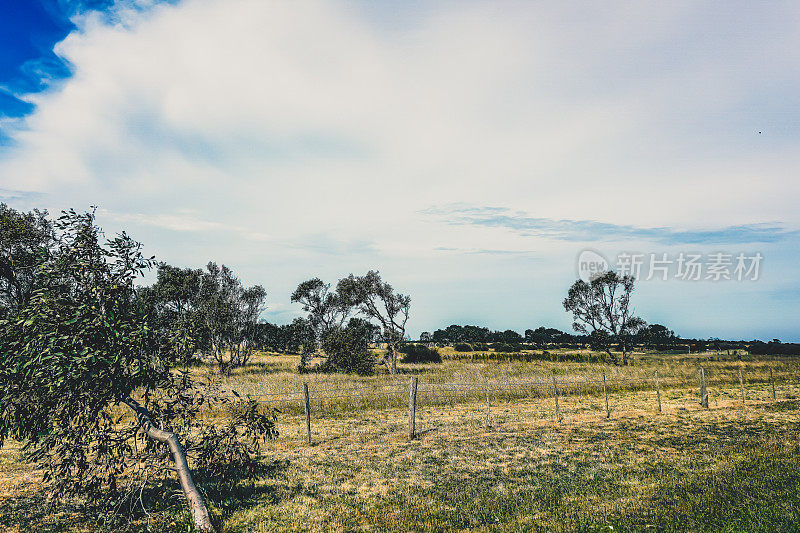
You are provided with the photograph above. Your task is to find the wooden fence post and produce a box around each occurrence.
[655,371,662,413]
[770,368,776,400]
[739,368,745,406]
[552,373,562,423]
[408,376,418,440]
[699,367,709,408]
[603,371,610,418]
[484,377,491,428]
[303,382,312,445]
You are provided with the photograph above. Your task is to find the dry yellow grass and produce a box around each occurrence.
[1,350,799,532]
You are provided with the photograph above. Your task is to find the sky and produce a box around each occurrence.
[1,0,799,341]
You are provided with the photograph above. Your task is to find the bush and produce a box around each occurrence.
[492,342,521,352]
[400,343,442,363]
[454,343,473,352]
[473,342,490,351]
[317,326,375,375]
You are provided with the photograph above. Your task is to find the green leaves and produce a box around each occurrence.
[0,208,167,501]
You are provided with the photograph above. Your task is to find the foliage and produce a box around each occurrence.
[317,323,376,375]
[0,203,54,315]
[196,262,266,372]
[587,330,612,353]
[431,324,573,346]
[290,277,351,343]
[524,326,571,347]
[563,270,645,365]
[636,323,678,349]
[136,263,205,364]
[399,343,442,363]
[0,209,276,529]
[748,340,800,356]
[0,209,160,452]
[286,317,317,372]
[492,342,521,352]
[337,270,410,374]
[453,342,473,352]
[192,398,279,488]
[136,261,267,373]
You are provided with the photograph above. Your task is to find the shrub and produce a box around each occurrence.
[473,342,490,351]
[492,342,521,352]
[400,343,442,363]
[318,326,375,375]
[454,343,473,352]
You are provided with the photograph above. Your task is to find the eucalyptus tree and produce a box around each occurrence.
[0,210,276,533]
[0,203,54,314]
[137,263,206,364]
[290,277,351,341]
[337,270,410,375]
[563,270,645,365]
[197,262,266,372]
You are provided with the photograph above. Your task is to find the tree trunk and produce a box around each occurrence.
[383,344,397,375]
[123,397,215,533]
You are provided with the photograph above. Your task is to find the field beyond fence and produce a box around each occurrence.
[206,351,800,444]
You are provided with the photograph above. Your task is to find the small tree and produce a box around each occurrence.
[337,271,410,375]
[197,262,266,372]
[563,271,645,365]
[0,210,276,532]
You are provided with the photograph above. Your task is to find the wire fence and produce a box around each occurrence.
[219,365,799,444]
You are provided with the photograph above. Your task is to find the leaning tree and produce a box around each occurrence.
[563,270,645,365]
[0,209,276,532]
[337,270,410,375]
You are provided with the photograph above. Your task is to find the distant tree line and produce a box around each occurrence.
[419,321,789,358]
[746,340,800,356]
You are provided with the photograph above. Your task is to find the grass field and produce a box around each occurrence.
[1,349,799,532]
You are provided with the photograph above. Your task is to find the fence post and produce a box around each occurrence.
[739,368,745,406]
[603,371,610,418]
[655,371,662,413]
[552,373,562,423]
[303,382,312,445]
[699,367,709,408]
[770,368,776,400]
[484,377,491,428]
[408,376,418,440]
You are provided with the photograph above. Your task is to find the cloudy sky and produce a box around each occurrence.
[1,0,799,341]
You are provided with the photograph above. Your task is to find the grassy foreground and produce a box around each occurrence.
[1,351,799,532]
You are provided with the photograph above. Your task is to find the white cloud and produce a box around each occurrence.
[1,0,799,337]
